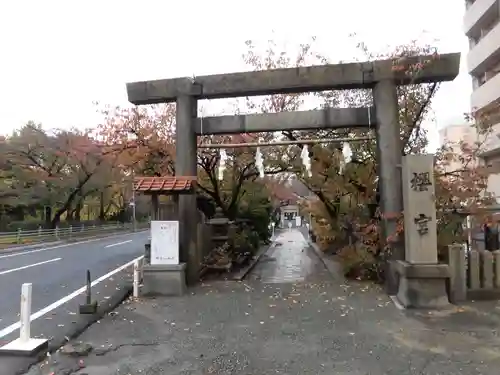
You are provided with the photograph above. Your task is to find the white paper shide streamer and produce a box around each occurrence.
[255,147,264,178]
[342,142,352,163]
[339,142,353,174]
[218,149,227,181]
[301,145,312,177]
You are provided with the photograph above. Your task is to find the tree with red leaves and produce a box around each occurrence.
[97,104,291,220]
[0,122,122,227]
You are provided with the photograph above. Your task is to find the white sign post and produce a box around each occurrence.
[295,216,302,227]
[150,221,179,265]
[0,283,48,354]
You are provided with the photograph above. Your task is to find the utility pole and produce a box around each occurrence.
[130,170,137,232]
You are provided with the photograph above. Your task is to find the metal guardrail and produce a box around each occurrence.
[0,222,144,246]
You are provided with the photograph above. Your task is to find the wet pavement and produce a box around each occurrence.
[248,228,329,283]
[22,228,500,375]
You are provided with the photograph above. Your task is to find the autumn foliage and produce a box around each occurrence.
[0,122,136,229]
[1,35,497,282]
[236,36,499,281]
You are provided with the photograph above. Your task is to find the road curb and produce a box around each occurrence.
[47,284,133,352]
[7,284,132,375]
[307,239,347,283]
[230,241,275,281]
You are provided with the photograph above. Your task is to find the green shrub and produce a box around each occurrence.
[231,225,260,256]
[236,197,272,243]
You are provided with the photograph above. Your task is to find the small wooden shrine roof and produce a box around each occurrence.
[133,176,196,194]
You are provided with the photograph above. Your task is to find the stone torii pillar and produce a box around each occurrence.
[373,80,404,295]
[175,91,200,285]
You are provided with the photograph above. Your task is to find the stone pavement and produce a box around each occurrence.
[26,229,500,374]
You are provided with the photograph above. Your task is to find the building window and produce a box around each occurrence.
[473,73,486,88]
[469,37,477,49]
[477,17,500,42]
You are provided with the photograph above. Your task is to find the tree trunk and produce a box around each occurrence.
[51,210,64,228]
[50,190,82,228]
[44,206,52,227]
[99,191,105,221]
[75,200,83,222]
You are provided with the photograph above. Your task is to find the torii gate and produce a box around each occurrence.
[126,53,460,294]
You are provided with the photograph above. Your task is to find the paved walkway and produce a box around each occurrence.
[26,229,500,374]
[247,228,330,283]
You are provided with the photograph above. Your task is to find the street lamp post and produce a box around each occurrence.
[131,190,137,232]
[129,171,137,232]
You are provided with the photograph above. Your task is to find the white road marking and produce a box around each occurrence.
[0,230,147,260]
[105,240,132,248]
[0,255,144,339]
[0,258,62,276]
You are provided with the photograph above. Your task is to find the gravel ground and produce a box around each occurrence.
[25,229,500,375]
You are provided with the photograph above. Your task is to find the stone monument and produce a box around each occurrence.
[395,154,450,308]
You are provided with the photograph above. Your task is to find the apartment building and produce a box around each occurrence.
[465,0,500,199]
[439,123,477,146]
[466,0,500,116]
[439,123,478,172]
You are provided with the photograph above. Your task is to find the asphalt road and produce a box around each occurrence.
[0,231,149,343]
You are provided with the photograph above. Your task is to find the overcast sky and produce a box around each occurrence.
[0,0,469,150]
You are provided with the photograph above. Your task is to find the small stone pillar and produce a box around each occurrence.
[145,193,159,263]
[151,194,159,220]
[395,154,450,309]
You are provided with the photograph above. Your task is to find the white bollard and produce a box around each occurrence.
[133,259,140,298]
[20,283,32,342]
[0,282,48,354]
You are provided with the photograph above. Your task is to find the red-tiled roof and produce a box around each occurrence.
[133,176,196,193]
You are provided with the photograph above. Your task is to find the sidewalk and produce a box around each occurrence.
[27,229,500,374]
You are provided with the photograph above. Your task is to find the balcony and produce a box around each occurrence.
[464,0,498,37]
[471,70,500,110]
[479,122,500,157]
[468,19,500,75]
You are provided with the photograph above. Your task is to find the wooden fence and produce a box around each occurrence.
[448,244,500,302]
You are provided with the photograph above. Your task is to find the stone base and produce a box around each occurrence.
[142,263,186,297]
[0,337,48,357]
[79,301,98,314]
[394,261,450,309]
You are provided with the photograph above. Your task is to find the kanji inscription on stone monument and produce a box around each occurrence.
[410,172,432,192]
[414,213,432,235]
